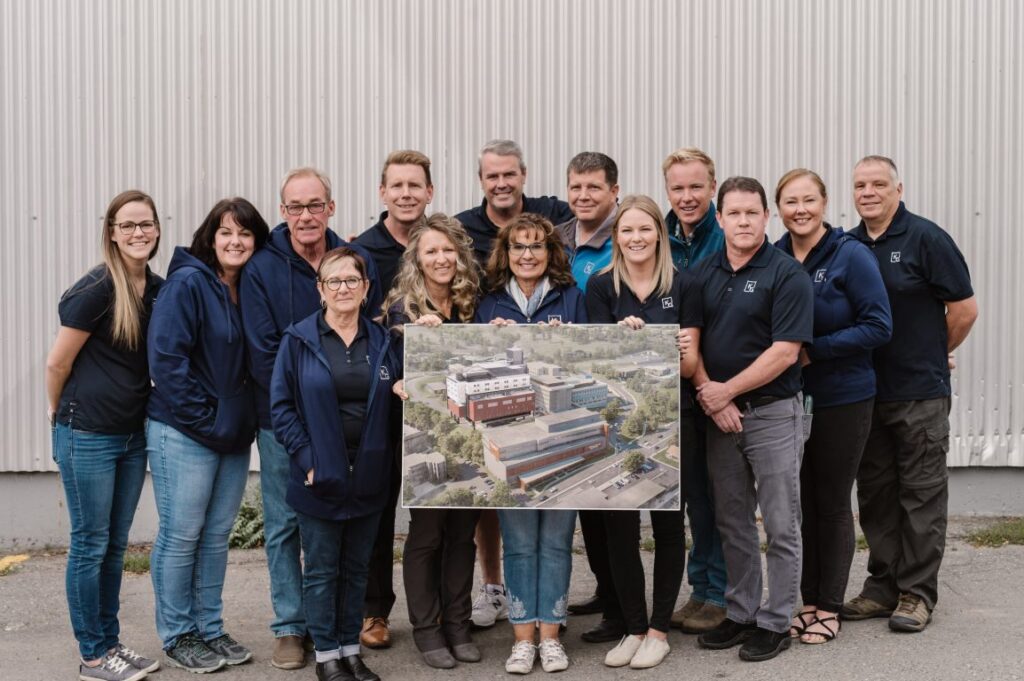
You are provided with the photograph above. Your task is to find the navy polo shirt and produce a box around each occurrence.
[848,202,973,402]
[691,238,813,402]
[318,313,371,454]
[354,212,407,299]
[585,268,702,327]
[456,195,573,266]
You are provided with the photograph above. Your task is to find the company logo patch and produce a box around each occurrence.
[547,314,562,323]
[661,297,674,309]
[583,262,595,274]
[379,366,391,381]
[814,268,827,283]
[890,251,901,263]
[743,280,757,293]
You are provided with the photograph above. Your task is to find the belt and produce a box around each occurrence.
[742,395,784,410]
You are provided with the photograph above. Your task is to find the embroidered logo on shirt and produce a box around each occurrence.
[583,262,595,274]
[661,297,674,309]
[547,314,562,323]
[890,251,901,263]
[743,280,757,293]
[814,269,827,283]
[379,366,391,381]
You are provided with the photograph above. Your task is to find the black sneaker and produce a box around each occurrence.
[738,627,792,661]
[698,618,757,649]
[78,653,147,681]
[165,633,226,674]
[206,633,252,665]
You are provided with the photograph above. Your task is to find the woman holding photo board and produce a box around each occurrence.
[584,194,702,670]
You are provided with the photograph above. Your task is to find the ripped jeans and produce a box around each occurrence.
[497,509,577,625]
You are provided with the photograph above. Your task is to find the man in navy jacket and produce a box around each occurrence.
[842,156,978,632]
[456,139,573,266]
[239,167,380,670]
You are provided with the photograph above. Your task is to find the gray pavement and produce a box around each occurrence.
[2,518,1022,681]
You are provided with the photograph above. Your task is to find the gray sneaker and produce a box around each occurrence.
[206,633,252,665]
[79,653,148,681]
[113,643,160,673]
[166,633,226,674]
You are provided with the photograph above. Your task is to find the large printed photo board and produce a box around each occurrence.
[402,324,682,510]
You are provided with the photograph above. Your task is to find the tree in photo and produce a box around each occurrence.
[622,451,646,474]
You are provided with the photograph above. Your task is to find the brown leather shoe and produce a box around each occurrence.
[271,634,306,670]
[681,602,727,634]
[360,617,392,649]
[670,597,704,629]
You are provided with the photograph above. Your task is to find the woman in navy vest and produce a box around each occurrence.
[46,190,163,681]
[475,213,585,674]
[585,194,702,669]
[382,214,484,669]
[774,169,892,644]
[271,247,403,681]
[146,198,269,672]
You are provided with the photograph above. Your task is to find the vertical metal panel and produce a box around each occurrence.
[1,0,1018,470]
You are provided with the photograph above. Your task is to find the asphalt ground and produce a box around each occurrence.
[1,518,1022,681]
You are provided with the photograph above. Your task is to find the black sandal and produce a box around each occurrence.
[789,609,817,638]
[800,615,840,644]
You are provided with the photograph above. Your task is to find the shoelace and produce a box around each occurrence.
[509,641,535,662]
[211,633,238,647]
[895,596,920,615]
[181,634,213,658]
[537,639,566,661]
[102,655,131,674]
[115,645,144,664]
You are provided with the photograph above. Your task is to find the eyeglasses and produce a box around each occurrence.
[115,220,158,235]
[509,242,546,256]
[284,202,328,216]
[321,277,365,291]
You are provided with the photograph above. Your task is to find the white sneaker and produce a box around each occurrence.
[472,585,509,628]
[537,638,569,673]
[604,635,643,667]
[505,640,536,674]
[629,636,670,669]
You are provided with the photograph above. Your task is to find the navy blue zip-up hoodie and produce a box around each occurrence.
[240,224,382,429]
[147,247,257,454]
[775,225,893,408]
[456,196,574,265]
[270,312,402,521]
[473,284,588,324]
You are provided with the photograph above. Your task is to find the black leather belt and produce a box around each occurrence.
[742,395,784,410]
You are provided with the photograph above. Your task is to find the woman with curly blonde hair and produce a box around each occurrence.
[383,214,485,669]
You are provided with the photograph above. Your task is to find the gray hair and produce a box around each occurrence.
[280,166,333,202]
[855,155,900,183]
[478,139,526,176]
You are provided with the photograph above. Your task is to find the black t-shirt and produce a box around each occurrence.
[848,203,974,401]
[57,265,163,433]
[691,238,813,402]
[318,313,371,455]
[585,268,703,327]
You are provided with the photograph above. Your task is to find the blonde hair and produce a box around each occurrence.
[383,214,480,326]
[661,147,716,181]
[602,194,674,299]
[381,150,433,187]
[101,190,160,350]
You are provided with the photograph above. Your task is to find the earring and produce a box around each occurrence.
[360,297,367,307]
[320,298,327,309]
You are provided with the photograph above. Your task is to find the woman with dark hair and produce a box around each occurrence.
[381,214,483,669]
[271,247,404,681]
[773,170,892,644]
[146,197,269,672]
[46,190,163,681]
[585,194,702,669]
[474,213,585,675]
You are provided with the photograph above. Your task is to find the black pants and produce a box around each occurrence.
[578,510,620,619]
[604,509,685,634]
[856,397,951,611]
[800,398,873,613]
[363,439,402,618]
[403,508,481,651]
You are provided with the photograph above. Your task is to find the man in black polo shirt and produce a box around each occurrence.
[842,156,977,632]
[456,139,573,266]
[354,149,435,298]
[690,177,813,662]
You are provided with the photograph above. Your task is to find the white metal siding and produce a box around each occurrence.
[1,0,1018,470]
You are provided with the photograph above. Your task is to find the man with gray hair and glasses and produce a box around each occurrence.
[239,167,381,670]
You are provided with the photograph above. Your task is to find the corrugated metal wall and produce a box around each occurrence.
[1,0,1018,471]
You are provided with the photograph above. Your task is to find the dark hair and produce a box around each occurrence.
[485,213,575,291]
[190,197,270,274]
[717,176,768,211]
[566,151,618,186]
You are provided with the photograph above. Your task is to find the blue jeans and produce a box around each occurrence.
[52,423,148,661]
[147,419,250,649]
[297,511,382,652]
[497,509,577,625]
[680,410,727,607]
[257,429,305,637]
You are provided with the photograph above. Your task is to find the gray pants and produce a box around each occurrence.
[856,397,950,611]
[707,395,806,634]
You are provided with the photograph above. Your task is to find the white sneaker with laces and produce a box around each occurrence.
[505,640,536,674]
[472,585,509,628]
[537,638,569,673]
